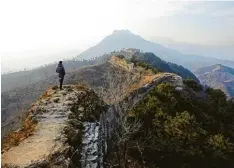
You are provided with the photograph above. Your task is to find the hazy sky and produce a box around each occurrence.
[1,0,234,73]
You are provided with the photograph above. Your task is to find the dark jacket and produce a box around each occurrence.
[56,64,66,77]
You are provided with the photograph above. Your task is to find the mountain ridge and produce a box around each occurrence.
[76,30,185,63]
[150,36,234,61]
[194,64,234,97]
[2,60,184,167]
[1,49,198,132]
[76,30,234,70]
[1,54,187,138]
[2,56,234,168]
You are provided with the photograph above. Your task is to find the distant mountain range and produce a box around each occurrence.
[194,64,234,98]
[76,30,234,71]
[150,36,234,61]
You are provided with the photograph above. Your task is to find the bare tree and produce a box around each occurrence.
[101,69,143,168]
[112,106,142,168]
[98,60,157,168]
[133,136,152,168]
[102,68,139,103]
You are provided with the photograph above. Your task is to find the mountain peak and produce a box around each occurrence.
[112,29,132,35]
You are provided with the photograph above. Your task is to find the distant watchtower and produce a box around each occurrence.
[123,48,140,54]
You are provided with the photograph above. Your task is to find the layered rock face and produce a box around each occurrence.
[2,85,107,168]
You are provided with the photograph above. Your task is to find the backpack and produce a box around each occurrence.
[56,66,63,74]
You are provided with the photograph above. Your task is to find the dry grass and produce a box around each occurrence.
[109,56,164,100]
[2,108,36,153]
[127,73,162,93]
[40,90,52,100]
[110,56,132,71]
[75,84,89,91]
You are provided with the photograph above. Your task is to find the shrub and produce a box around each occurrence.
[183,78,203,91]
[116,55,125,59]
[52,85,58,90]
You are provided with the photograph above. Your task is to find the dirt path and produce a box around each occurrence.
[2,86,80,167]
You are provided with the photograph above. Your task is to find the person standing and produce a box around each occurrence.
[56,61,66,90]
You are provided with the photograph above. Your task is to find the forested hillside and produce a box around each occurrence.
[107,79,234,168]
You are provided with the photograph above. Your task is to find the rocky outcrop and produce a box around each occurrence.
[120,72,183,111]
[2,85,107,168]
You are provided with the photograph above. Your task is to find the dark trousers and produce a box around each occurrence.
[59,76,64,89]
